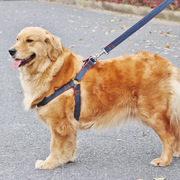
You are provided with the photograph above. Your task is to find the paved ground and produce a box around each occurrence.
[0,1,180,180]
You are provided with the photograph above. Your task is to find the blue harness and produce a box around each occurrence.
[37,0,175,121]
[37,57,96,120]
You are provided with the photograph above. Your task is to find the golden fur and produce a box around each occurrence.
[9,27,180,169]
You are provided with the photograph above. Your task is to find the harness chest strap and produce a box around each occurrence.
[37,57,96,121]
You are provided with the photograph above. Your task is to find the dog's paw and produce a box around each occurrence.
[35,160,58,170]
[150,158,171,167]
[173,151,180,158]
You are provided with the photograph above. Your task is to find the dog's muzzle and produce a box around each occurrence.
[8,48,36,68]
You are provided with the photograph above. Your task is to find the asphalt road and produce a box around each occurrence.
[1,1,180,180]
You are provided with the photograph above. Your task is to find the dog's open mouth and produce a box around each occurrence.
[13,53,36,68]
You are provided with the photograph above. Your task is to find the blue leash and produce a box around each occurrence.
[96,0,175,58]
[38,0,175,121]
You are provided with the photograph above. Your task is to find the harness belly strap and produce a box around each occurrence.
[74,84,81,120]
[37,57,96,121]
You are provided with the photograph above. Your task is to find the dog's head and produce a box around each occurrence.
[9,27,62,68]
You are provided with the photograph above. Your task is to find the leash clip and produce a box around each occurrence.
[94,48,109,60]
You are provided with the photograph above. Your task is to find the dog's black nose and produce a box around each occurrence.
[9,48,17,56]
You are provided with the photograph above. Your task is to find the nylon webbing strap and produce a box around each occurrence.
[37,80,75,107]
[74,84,81,120]
[103,0,175,54]
[75,57,96,82]
[74,57,96,120]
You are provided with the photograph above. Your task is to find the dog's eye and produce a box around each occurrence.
[26,39,33,43]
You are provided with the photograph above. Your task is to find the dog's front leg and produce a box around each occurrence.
[35,121,77,170]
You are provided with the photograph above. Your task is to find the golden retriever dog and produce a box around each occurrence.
[9,27,180,169]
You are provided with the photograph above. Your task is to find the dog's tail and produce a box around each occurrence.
[168,67,180,135]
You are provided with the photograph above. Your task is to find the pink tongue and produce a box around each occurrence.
[13,60,23,68]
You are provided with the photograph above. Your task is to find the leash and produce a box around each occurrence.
[94,0,175,59]
[38,0,175,121]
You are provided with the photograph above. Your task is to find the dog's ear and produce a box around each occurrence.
[45,31,62,61]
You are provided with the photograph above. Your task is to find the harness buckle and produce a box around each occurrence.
[73,79,80,85]
[83,56,97,65]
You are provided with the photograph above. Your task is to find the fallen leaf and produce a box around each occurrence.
[165,44,170,48]
[68,20,74,23]
[70,45,75,48]
[142,131,147,136]
[153,178,166,180]
[110,29,115,33]
[79,38,83,41]
[108,19,115,22]
[84,25,90,28]
[155,46,161,49]
[163,52,169,55]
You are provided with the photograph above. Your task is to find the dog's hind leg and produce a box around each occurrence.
[35,120,77,170]
[173,135,180,158]
[148,114,175,167]
[150,127,175,166]
[139,109,175,166]
[168,76,180,158]
[170,121,180,157]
